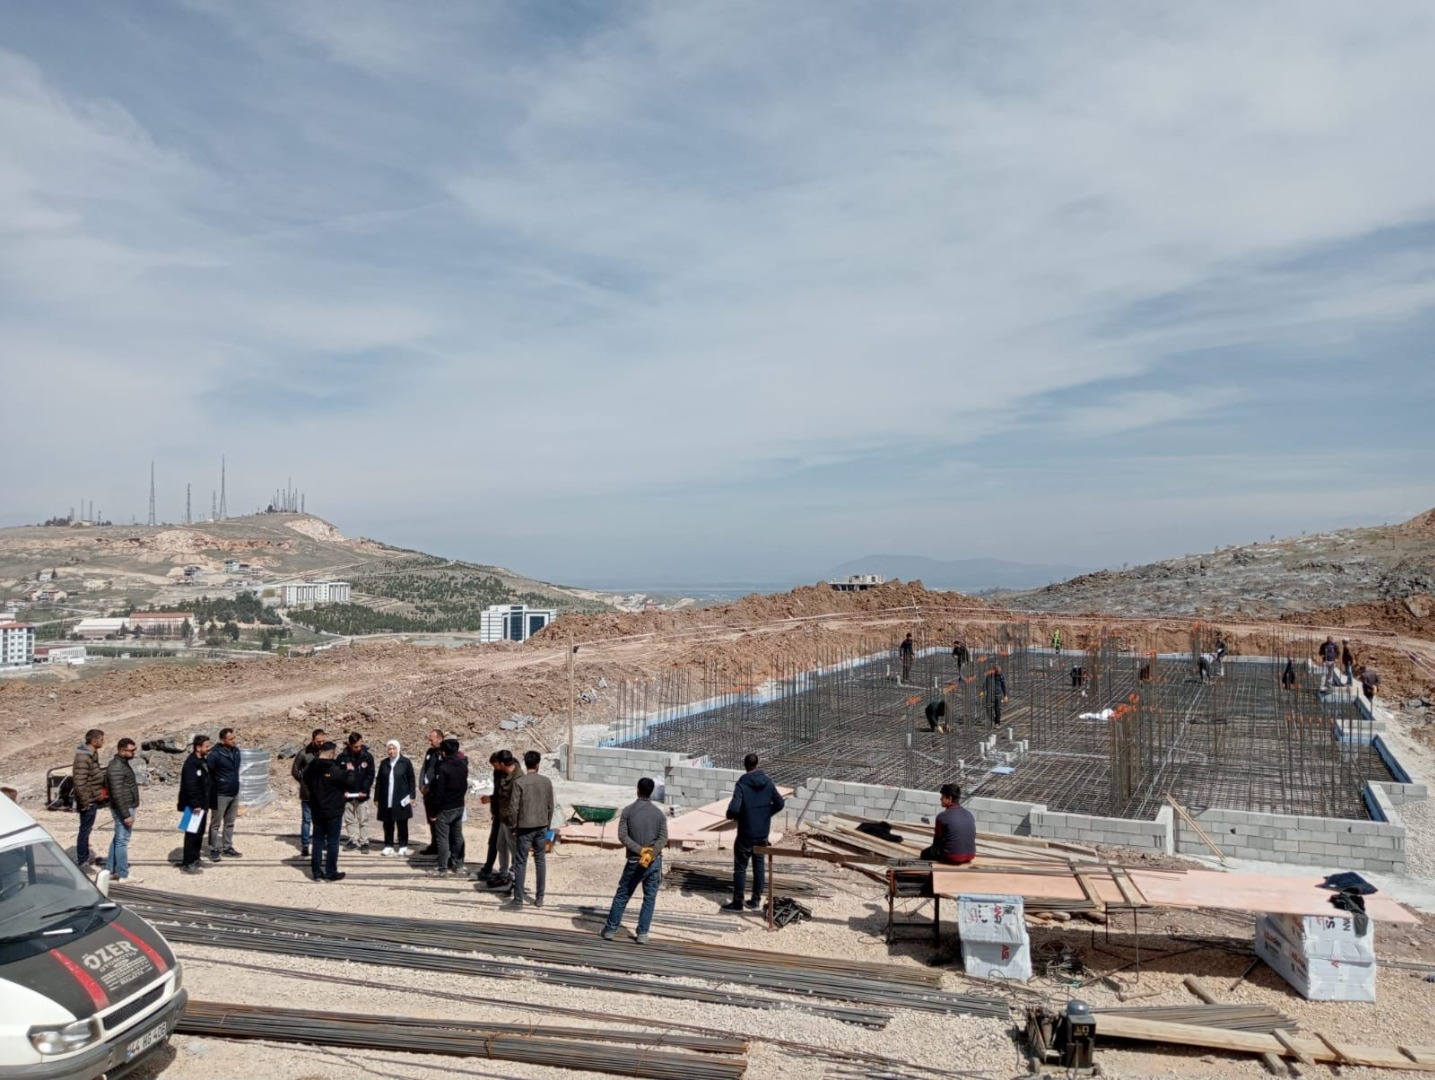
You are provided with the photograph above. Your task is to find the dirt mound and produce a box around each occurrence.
[1280,594,1435,639]
[1394,507,1435,539]
[535,580,996,644]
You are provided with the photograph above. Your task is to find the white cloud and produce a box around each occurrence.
[1,5,1433,575]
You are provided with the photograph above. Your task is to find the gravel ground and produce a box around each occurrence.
[56,784,1435,1080]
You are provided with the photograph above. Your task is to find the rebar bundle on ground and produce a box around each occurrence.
[121,885,1009,1021]
[178,1000,748,1079]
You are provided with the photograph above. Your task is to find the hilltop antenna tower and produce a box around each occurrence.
[148,462,157,526]
[211,492,217,522]
[219,456,228,520]
[185,484,192,525]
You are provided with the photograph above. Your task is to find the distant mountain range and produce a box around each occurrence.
[821,555,1093,593]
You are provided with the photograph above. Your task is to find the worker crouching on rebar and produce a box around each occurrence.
[601,777,669,943]
[919,784,976,865]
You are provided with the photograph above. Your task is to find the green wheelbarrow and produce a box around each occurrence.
[571,804,619,845]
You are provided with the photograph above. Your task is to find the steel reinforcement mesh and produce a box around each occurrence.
[615,634,1389,821]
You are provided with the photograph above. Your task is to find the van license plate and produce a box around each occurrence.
[125,1021,168,1062]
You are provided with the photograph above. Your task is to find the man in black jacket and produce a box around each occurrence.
[983,665,1008,726]
[104,738,141,884]
[417,727,443,855]
[291,727,325,858]
[177,734,212,875]
[722,753,786,912]
[337,732,376,853]
[304,741,347,882]
[429,739,468,876]
[207,727,243,860]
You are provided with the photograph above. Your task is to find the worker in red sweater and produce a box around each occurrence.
[921,783,976,865]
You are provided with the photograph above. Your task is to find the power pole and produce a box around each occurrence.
[566,645,579,780]
[219,455,228,520]
[147,461,156,526]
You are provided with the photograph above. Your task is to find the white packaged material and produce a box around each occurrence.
[1254,915,1375,1002]
[956,893,1026,945]
[961,938,1033,982]
[1267,911,1374,963]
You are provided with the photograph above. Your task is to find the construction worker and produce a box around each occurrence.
[1281,658,1298,690]
[1318,636,1340,690]
[1360,666,1380,704]
[920,783,976,865]
[899,633,914,683]
[1342,639,1354,682]
[71,728,106,868]
[601,777,669,943]
[982,665,1007,726]
[924,699,947,732]
[952,638,970,681]
[1051,628,1062,654]
[722,754,785,912]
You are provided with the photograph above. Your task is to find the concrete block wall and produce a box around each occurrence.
[1028,807,1172,853]
[1175,800,1406,874]
[565,745,685,788]
[791,778,940,825]
[966,797,1044,836]
[666,764,744,807]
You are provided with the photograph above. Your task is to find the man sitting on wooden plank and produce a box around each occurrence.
[920,783,976,865]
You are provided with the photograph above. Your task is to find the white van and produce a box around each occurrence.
[0,792,186,1078]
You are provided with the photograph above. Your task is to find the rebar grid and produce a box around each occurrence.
[613,625,1389,821]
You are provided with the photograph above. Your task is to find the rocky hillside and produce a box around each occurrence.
[1006,507,1435,624]
[0,514,606,631]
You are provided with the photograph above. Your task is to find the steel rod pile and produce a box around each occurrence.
[178,1001,747,1080]
[665,861,828,897]
[121,885,1008,1020]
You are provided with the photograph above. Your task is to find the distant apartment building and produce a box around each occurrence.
[0,622,35,667]
[130,612,194,636]
[829,574,886,592]
[73,617,129,640]
[34,644,86,665]
[478,603,556,643]
[280,581,351,608]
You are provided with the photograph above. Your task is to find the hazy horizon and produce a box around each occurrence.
[3,3,1433,581]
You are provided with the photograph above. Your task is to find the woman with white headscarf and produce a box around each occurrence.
[375,739,416,856]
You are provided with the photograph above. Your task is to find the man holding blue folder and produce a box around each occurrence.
[177,734,212,875]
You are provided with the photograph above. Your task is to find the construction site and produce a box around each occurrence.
[3,577,1435,1080]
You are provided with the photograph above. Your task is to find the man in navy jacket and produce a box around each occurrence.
[207,726,243,860]
[722,754,785,912]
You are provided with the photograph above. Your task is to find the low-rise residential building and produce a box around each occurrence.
[280,581,351,607]
[129,612,193,636]
[0,622,35,667]
[34,644,87,665]
[73,617,130,640]
[478,603,556,643]
[24,587,69,604]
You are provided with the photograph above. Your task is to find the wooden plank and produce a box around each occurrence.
[1400,1047,1435,1066]
[1182,976,1219,1005]
[1110,867,1147,910]
[1273,1030,1315,1067]
[1312,1032,1349,1065]
[1167,795,1227,864]
[1260,1050,1293,1077]
[1095,1015,1435,1071]
[1128,868,1419,924]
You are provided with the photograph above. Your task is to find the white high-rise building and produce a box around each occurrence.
[280,580,351,608]
[0,622,35,667]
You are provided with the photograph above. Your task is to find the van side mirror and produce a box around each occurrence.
[94,869,110,898]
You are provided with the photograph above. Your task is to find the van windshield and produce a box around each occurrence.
[0,837,106,943]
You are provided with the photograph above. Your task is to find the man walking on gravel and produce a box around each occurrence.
[504,750,555,911]
[292,727,325,858]
[338,731,376,852]
[722,753,785,913]
[71,728,106,868]
[601,777,668,943]
[472,750,516,887]
[105,737,142,884]
[177,734,212,875]
[207,727,243,860]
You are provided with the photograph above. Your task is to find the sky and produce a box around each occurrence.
[2,2,1434,587]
